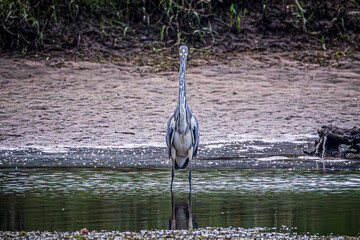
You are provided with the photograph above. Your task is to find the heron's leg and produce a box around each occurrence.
[187,147,193,192]
[170,147,176,191]
[171,166,175,191]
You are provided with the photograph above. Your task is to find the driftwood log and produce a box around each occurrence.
[305,125,360,159]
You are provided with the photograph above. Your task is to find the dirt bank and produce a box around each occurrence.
[0,51,359,150]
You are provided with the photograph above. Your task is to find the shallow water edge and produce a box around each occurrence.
[1,141,360,237]
[1,140,360,171]
[1,169,360,236]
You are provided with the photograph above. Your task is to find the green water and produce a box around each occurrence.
[0,169,359,236]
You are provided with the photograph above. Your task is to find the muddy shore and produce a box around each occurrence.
[1,51,360,169]
[1,52,359,147]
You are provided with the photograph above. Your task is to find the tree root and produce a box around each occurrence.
[305,125,360,159]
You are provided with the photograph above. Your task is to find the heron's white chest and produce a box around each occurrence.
[173,131,192,156]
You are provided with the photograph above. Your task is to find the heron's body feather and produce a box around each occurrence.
[166,107,199,169]
[173,129,192,157]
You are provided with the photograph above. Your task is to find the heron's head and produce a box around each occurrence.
[179,46,188,59]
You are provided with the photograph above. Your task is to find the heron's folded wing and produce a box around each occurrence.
[166,114,175,158]
[190,114,199,158]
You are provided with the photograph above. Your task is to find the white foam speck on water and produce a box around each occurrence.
[0,145,69,153]
[202,140,232,145]
[298,156,349,162]
[209,133,317,145]
[111,142,164,148]
[0,142,165,152]
[204,144,224,149]
[247,145,268,150]
[321,158,349,163]
[298,156,321,160]
[258,156,291,161]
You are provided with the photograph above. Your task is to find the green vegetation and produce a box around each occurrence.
[0,0,359,53]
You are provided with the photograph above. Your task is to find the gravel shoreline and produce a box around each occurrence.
[1,227,358,240]
[2,142,360,170]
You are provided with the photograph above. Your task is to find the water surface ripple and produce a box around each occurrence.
[1,169,359,236]
[1,170,360,196]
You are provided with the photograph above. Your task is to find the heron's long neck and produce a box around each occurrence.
[178,57,187,109]
[177,57,188,133]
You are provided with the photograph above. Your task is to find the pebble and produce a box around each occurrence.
[0,227,357,239]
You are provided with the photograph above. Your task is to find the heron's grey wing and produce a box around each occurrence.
[166,114,175,158]
[190,113,199,158]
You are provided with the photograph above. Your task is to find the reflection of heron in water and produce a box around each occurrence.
[169,191,197,230]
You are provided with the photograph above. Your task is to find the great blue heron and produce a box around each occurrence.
[166,45,199,192]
